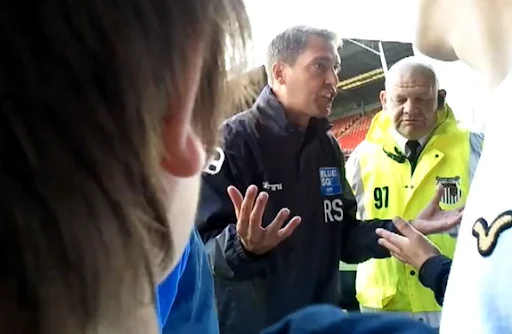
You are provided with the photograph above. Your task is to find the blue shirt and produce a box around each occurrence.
[156,239,190,331]
[157,229,219,334]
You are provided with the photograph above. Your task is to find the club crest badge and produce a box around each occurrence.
[436,176,462,205]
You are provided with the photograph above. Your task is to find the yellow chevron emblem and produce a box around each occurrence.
[472,210,512,257]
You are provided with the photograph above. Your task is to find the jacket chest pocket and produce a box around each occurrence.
[253,170,298,228]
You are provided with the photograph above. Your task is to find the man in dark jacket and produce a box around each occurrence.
[196,26,462,334]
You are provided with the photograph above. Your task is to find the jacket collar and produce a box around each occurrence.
[253,85,331,135]
[392,129,430,154]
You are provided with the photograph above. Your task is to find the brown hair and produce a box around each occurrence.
[266,26,339,83]
[0,0,249,332]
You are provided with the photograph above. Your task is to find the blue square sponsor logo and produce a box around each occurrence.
[319,167,342,196]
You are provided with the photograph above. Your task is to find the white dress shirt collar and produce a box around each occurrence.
[392,130,429,155]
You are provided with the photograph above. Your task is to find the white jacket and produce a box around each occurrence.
[440,72,512,334]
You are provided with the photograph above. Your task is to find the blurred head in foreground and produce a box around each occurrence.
[0,0,249,332]
[415,0,512,88]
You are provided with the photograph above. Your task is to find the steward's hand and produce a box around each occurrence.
[413,185,463,235]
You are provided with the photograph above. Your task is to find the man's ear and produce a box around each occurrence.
[161,113,205,178]
[437,89,447,110]
[272,62,287,85]
[379,90,387,110]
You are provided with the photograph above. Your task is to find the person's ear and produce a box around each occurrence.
[161,112,205,178]
[272,62,287,85]
[379,90,387,110]
[161,51,205,178]
[437,89,446,109]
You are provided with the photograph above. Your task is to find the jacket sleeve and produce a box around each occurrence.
[329,136,394,264]
[418,254,452,306]
[195,122,268,280]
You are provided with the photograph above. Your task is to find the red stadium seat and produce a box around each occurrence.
[333,109,380,155]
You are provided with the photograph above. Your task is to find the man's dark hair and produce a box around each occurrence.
[266,25,340,83]
[0,0,249,332]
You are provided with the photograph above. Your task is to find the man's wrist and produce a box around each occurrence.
[234,234,268,261]
[416,252,438,270]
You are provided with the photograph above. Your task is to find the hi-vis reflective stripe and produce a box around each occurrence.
[339,261,358,271]
[469,132,484,184]
[345,144,367,221]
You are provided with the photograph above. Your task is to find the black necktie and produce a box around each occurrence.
[405,140,421,173]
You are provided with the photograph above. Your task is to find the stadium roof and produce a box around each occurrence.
[338,39,413,90]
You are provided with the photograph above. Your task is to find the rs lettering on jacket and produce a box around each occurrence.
[324,199,344,223]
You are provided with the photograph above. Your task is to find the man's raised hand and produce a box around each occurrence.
[228,185,301,255]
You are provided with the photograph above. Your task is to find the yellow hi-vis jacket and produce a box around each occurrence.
[345,105,483,314]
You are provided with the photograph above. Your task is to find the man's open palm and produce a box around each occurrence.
[413,185,463,235]
[228,185,301,255]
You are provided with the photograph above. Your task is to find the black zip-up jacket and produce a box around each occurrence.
[196,86,396,334]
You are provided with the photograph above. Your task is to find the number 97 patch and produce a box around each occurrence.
[319,167,342,197]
